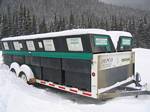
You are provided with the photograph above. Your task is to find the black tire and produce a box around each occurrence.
[19,72,28,82]
[10,68,16,74]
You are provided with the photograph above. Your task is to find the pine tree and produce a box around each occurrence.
[127,18,134,33]
[11,13,19,36]
[146,23,150,48]
[53,13,58,31]
[110,16,118,30]
[87,17,92,28]
[100,18,105,29]
[105,19,109,30]
[69,11,75,29]
[18,5,23,35]
[61,17,66,30]
[24,9,32,35]
[0,14,2,24]
[137,19,147,48]
[81,15,86,28]
[31,15,37,34]
[118,17,123,31]
[58,16,66,31]
[18,4,26,35]
[1,15,9,37]
[6,5,13,36]
[56,16,62,31]
[39,18,48,33]
[0,14,2,38]
[143,15,148,25]
[49,21,54,32]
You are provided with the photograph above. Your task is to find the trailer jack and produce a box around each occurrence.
[134,72,142,87]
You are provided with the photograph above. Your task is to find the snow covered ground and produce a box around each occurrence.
[133,48,150,87]
[0,48,150,112]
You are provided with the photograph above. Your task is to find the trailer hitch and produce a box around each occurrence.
[134,72,142,87]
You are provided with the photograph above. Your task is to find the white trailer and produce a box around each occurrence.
[1,29,149,99]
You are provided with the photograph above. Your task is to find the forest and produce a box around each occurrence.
[0,0,150,48]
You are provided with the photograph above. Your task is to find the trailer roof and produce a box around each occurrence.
[108,31,133,49]
[1,29,108,41]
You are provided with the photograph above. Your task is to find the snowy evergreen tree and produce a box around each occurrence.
[0,1,150,48]
[39,18,48,33]
[31,15,37,34]
[24,10,32,35]
[1,15,9,37]
[69,11,75,29]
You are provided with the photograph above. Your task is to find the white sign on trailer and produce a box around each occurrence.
[3,42,9,50]
[95,38,108,46]
[122,38,131,46]
[67,37,83,51]
[99,52,132,70]
[13,42,21,50]
[20,43,23,49]
[43,39,55,51]
[38,42,43,48]
[26,41,36,51]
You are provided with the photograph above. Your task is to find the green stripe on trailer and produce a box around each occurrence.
[2,51,93,60]
[3,51,29,56]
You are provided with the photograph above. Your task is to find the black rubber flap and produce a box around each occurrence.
[65,71,91,91]
[30,57,41,67]
[62,59,91,73]
[30,65,42,79]
[42,67,63,84]
[41,57,61,69]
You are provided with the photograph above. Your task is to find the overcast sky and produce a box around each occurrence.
[100,0,150,11]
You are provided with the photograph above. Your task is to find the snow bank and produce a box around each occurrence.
[0,48,150,112]
[133,48,150,90]
[0,69,150,112]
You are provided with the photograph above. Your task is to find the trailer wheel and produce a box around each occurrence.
[10,68,16,74]
[19,72,28,82]
[19,64,34,82]
[10,62,20,77]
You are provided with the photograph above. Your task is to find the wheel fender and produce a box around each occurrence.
[10,62,20,76]
[19,65,34,81]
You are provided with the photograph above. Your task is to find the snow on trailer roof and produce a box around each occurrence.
[108,31,133,49]
[1,29,108,41]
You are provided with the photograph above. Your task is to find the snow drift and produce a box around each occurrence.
[133,48,150,86]
[0,48,150,112]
